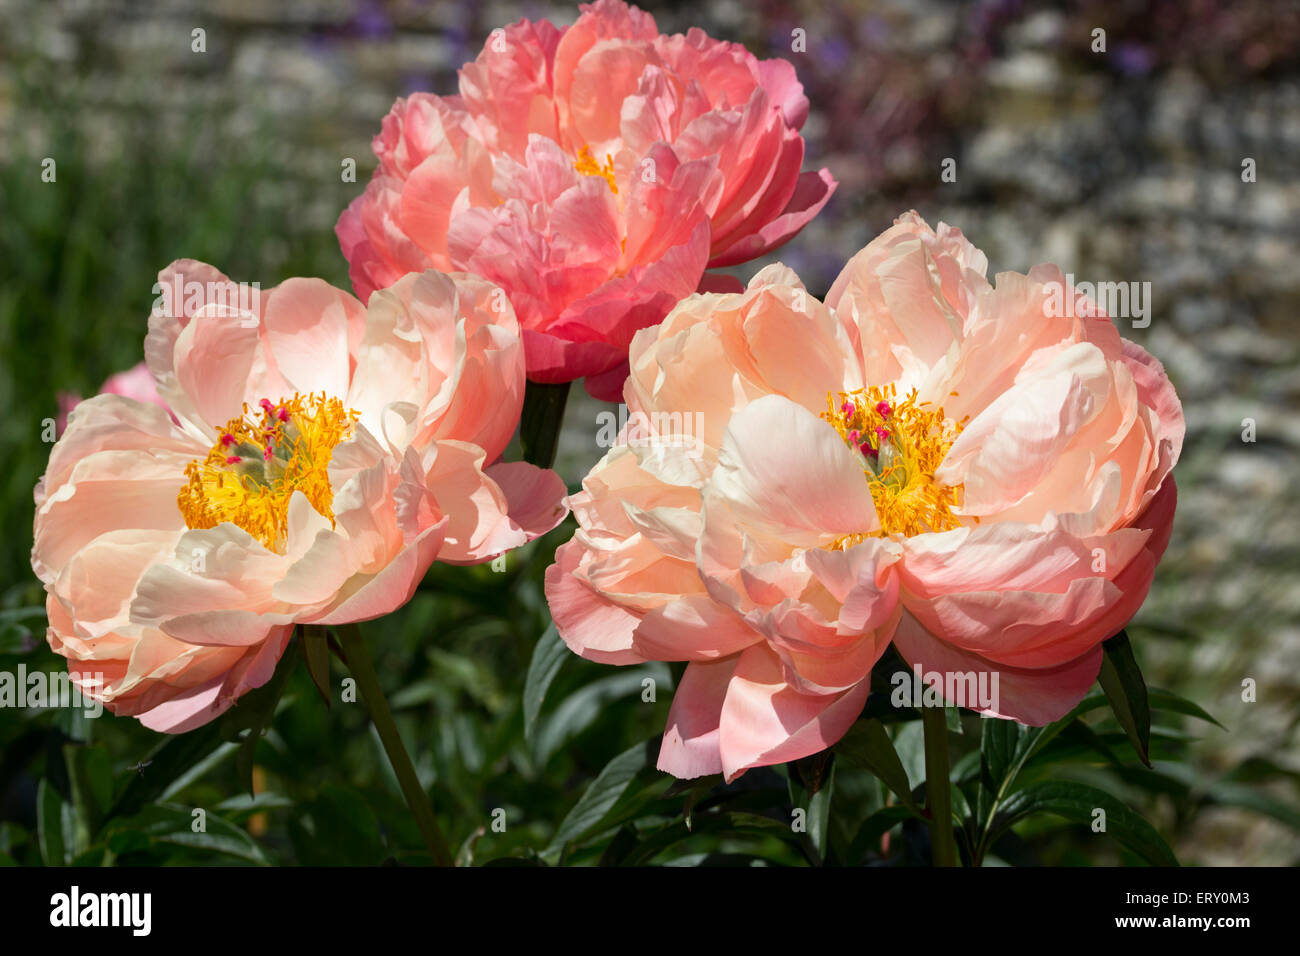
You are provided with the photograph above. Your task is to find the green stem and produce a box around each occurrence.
[921,704,959,867]
[519,380,571,468]
[335,623,453,866]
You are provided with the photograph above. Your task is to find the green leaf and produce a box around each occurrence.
[160,742,240,801]
[977,717,1023,825]
[547,738,655,856]
[597,825,642,866]
[982,718,1022,783]
[482,855,548,867]
[1224,755,1300,787]
[1201,779,1300,832]
[945,705,963,734]
[1148,688,1225,730]
[665,775,720,831]
[1014,687,1218,776]
[106,830,150,856]
[806,771,834,863]
[223,641,299,795]
[69,845,107,866]
[109,723,224,820]
[994,780,1177,866]
[1054,719,1123,767]
[0,623,34,655]
[0,822,27,858]
[0,607,43,654]
[214,791,294,820]
[950,749,981,785]
[618,811,799,867]
[300,624,332,705]
[846,805,916,863]
[1097,630,1151,767]
[836,719,920,810]
[109,803,269,864]
[950,781,974,833]
[108,647,294,818]
[426,647,504,711]
[1014,694,1108,769]
[36,779,72,866]
[0,606,48,623]
[289,785,386,865]
[54,704,95,744]
[523,622,567,743]
[788,760,835,864]
[531,666,669,765]
[63,743,112,837]
[891,721,927,790]
[1155,763,1300,832]
[790,750,834,795]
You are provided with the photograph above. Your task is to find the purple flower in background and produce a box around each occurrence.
[1116,42,1155,76]
[350,0,393,39]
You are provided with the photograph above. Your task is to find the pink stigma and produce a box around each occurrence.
[219,433,236,448]
[259,398,275,415]
[840,401,854,417]
[875,401,892,417]
[847,429,860,444]
[860,441,877,459]
[225,455,242,465]
[874,426,890,443]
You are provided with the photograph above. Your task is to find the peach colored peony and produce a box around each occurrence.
[337,0,835,401]
[34,259,568,732]
[545,212,1184,781]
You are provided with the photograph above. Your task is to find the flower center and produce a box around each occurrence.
[573,145,618,194]
[177,393,360,551]
[821,384,968,540]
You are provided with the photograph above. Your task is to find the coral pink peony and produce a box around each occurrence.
[337,0,836,401]
[545,212,1184,781]
[34,259,567,732]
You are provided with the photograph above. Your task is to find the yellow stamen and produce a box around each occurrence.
[573,145,618,194]
[177,393,360,551]
[821,384,969,541]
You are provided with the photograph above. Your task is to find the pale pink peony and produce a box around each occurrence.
[337,0,836,401]
[545,212,1184,781]
[34,259,568,733]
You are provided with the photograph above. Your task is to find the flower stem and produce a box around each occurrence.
[921,704,959,867]
[335,623,453,866]
[519,380,570,468]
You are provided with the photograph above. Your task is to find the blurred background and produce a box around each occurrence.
[0,0,1297,865]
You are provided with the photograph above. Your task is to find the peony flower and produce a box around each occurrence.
[56,361,171,434]
[337,0,836,401]
[34,259,568,733]
[545,212,1184,781]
